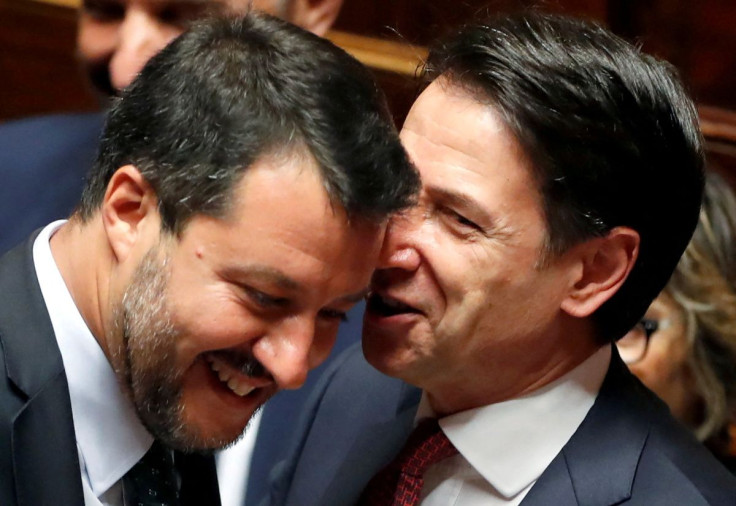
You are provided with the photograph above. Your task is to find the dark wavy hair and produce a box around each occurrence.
[77,13,419,232]
[422,12,704,341]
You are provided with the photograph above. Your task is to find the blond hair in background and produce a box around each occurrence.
[666,170,736,455]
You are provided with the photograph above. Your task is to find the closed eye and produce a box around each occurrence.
[318,308,348,322]
[158,2,212,27]
[454,212,480,229]
[245,286,288,308]
[440,206,482,232]
[83,0,124,21]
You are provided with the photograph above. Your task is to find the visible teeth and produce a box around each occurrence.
[383,297,406,309]
[218,368,233,382]
[227,378,256,397]
[208,355,257,397]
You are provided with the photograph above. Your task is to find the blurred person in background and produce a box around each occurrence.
[618,170,736,473]
[0,0,344,254]
[78,0,343,96]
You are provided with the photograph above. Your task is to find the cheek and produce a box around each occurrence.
[78,19,119,61]
[308,322,341,368]
[433,246,508,322]
[249,0,284,15]
[168,289,261,357]
[419,233,479,308]
[629,349,694,421]
[629,339,688,391]
[156,26,185,50]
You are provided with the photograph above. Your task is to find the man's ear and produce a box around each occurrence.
[560,227,639,318]
[101,165,159,262]
[289,0,344,36]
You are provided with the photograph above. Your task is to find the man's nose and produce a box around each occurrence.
[376,209,422,272]
[109,10,178,90]
[259,316,319,391]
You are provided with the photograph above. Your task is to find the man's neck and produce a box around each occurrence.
[426,320,603,416]
[50,218,114,362]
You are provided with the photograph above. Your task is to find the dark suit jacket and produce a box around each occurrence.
[244,303,364,505]
[0,113,104,255]
[267,343,736,505]
[0,236,221,506]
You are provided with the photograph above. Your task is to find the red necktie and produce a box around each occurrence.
[358,418,458,506]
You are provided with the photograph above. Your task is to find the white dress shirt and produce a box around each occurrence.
[216,409,263,506]
[418,345,611,505]
[33,221,153,506]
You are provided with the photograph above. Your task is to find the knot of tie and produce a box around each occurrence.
[393,418,458,477]
[359,418,458,506]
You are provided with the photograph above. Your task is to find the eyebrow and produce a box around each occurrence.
[231,265,301,292]
[226,266,370,304]
[425,185,493,224]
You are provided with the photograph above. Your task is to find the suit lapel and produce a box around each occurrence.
[11,375,84,506]
[521,348,650,506]
[0,235,84,505]
[519,456,578,505]
[275,344,421,506]
[248,381,321,504]
[318,381,421,506]
[248,304,365,506]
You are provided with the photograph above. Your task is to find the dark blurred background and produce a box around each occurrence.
[1,0,735,177]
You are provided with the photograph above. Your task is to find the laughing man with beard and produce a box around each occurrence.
[0,14,418,506]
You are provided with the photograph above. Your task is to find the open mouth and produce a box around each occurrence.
[205,354,267,398]
[367,292,422,317]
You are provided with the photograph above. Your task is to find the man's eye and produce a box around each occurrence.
[158,4,210,27]
[455,213,478,229]
[245,287,284,308]
[442,207,480,231]
[319,309,348,322]
[83,0,124,21]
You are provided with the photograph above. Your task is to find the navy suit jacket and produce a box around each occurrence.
[0,112,363,505]
[244,303,364,505]
[0,113,104,254]
[268,343,736,505]
[0,235,221,506]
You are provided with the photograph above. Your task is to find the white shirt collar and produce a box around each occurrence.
[33,221,153,498]
[419,345,611,499]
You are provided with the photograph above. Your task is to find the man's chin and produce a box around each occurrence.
[170,396,273,453]
[149,420,247,454]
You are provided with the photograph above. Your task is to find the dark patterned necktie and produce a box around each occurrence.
[358,418,458,506]
[122,441,181,506]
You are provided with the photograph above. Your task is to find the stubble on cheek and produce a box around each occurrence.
[113,248,193,449]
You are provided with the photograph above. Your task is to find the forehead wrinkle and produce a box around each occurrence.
[402,125,504,185]
[410,86,505,151]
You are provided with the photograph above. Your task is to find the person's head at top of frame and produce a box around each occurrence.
[77,0,344,96]
[53,13,418,452]
[361,11,704,416]
[617,170,736,459]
